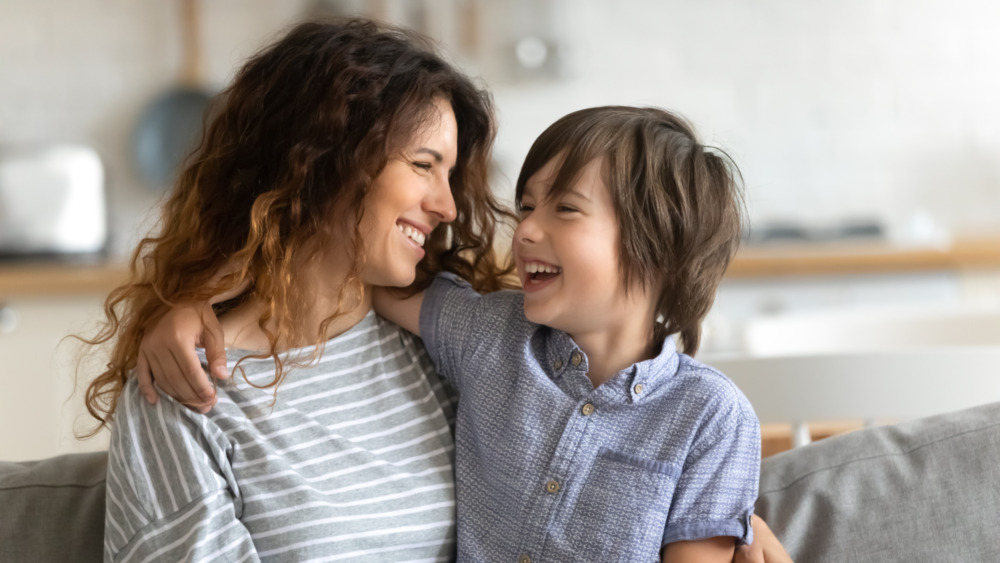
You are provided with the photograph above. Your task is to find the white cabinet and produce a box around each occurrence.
[702,271,964,355]
[0,293,110,461]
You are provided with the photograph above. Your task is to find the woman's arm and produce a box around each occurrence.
[734,516,794,563]
[106,380,259,561]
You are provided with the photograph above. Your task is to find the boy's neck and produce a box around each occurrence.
[571,322,660,388]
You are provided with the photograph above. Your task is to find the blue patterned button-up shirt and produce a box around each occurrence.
[420,273,760,562]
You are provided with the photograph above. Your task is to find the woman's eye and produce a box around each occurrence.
[412,162,433,171]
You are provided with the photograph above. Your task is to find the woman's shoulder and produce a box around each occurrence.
[109,376,234,472]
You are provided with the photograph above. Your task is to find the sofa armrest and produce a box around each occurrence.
[755,402,1000,562]
[0,451,107,562]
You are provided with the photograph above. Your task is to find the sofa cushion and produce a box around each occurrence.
[755,401,1000,562]
[0,451,107,562]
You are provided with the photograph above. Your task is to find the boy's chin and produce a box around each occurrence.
[523,305,568,333]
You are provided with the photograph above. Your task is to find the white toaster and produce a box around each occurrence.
[0,144,107,256]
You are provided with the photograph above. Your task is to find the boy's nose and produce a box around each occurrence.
[515,214,541,244]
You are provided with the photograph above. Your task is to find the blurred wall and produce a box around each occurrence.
[2,0,999,258]
[0,0,311,257]
[489,0,1000,242]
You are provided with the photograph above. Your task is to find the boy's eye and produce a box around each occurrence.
[518,203,535,214]
[556,204,578,213]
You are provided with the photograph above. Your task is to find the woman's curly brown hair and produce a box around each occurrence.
[82,18,515,431]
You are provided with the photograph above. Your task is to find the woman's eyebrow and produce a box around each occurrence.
[415,148,443,162]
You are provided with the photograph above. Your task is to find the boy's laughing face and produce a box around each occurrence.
[513,157,655,341]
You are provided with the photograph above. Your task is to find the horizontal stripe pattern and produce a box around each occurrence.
[105,311,458,562]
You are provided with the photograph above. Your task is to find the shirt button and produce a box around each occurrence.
[545,479,560,494]
[554,359,563,370]
[570,352,583,366]
[581,403,595,416]
[519,555,532,563]
[634,383,644,394]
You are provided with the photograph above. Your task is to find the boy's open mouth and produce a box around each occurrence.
[524,261,562,283]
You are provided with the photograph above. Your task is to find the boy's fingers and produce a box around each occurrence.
[175,339,218,406]
[135,352,158,404]
[201,315,229,380]
[167,348,215,413]
[148,352,178,402]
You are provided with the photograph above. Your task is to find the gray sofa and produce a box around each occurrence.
[3,401,999,562]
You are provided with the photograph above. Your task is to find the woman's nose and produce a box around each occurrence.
[426,176,457,223]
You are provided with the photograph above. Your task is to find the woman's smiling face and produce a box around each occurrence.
[358,97,459,288]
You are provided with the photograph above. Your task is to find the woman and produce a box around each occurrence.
[85,19,510,560]
[87,17,791,562]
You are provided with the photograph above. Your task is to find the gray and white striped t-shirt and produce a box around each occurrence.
[105,311,458,562]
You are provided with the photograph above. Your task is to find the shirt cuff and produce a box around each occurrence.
[662,509,755,546]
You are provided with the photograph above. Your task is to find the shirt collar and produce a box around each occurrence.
[623,336,680,402]
[543,329,680,404]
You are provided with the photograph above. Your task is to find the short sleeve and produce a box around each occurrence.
[662,390,761,546]
[419,272,485,392]
[105,379,260,561]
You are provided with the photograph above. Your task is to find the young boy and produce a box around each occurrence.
[141,106,760,562]
[374,106,758,562]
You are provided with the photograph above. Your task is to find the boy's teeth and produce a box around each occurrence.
[397,223,426,247]
[525,262,560,274]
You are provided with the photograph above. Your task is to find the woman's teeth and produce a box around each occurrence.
[397,223,426,247]
[524,262,561,274]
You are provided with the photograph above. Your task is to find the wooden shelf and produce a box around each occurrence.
[761,421,864,458]
[0,261,128,297]
[5,236,1000,296]
[728,237,1000,278]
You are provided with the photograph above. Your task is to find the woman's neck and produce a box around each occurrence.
[219,297,371,352]
[219,256,373,352]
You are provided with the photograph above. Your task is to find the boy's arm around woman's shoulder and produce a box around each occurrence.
[372,286,427,336]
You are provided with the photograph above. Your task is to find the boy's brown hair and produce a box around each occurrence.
[514,106,745,355]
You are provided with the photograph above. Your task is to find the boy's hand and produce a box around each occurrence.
[136,302,228,413]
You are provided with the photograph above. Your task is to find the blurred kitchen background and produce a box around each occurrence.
[3,0,1000,460]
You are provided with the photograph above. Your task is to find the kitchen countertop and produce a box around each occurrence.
[4,237,1000,296]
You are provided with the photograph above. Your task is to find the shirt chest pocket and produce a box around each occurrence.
[568,448,680,560]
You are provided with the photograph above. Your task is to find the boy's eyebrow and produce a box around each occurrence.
[562,188,592,202]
